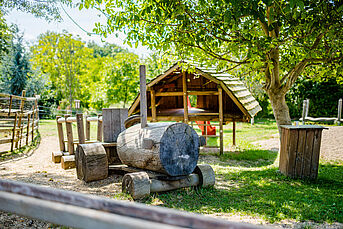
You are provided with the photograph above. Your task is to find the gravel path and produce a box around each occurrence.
[0,126,342,228]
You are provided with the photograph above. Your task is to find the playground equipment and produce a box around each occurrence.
[63,65,215,199]
[300,98,342,125]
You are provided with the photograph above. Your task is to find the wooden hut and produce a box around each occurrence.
[128,62,262,154]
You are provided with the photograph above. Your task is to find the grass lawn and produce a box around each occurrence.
[35,119,343,224]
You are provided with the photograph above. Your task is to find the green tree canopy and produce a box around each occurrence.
[31,31,93,108]
[80,0,343,132]
[0,27,31,95]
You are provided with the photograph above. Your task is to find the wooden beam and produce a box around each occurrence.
[188,113,219,116]
[56,116,65,152]
[337,98,342,125]
[15,90,26,149]
[0,179,262,229]
[85,115,91,141]
[140,65,148,128]
[218,87,224,155]
[182,71,189,123]
[65,114,74,155]
[155,91,219,97]
[97,114,103,142]
[151,90,157,122]
[11,113,18,152]
[233,120,236,146]
[76,113,85,144]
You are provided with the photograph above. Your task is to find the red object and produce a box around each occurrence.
[187,97,216,135]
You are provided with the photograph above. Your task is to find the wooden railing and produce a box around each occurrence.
[0,91,39,154]
[0,179,266,229]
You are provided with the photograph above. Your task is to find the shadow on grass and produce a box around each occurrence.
[145,163,343,223]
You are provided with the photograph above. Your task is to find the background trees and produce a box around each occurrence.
[80,0,343,132]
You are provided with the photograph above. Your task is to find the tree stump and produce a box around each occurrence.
[117,122,199,176]
[75,143,108,182]
[61,155,75,170]
[122,172,150,199]
[194,164,215,187]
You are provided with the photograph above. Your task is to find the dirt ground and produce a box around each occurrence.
[0,126,342,228]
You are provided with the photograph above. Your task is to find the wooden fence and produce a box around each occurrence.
[0,91,39,154]
[0,179,265,229]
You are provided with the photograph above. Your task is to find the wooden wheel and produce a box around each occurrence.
[124,115,141,129]
[194,164,215,187]
[122,172,150,199]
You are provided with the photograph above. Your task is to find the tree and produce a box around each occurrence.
[0,27,31,95]
[31,31,93,108]
[87,41,127,58]
[0,0,72,22]
[0,11,12,63]
[103,52,140,108]
[80,0,343,133]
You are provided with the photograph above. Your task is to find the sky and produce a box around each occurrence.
[5,5,151,57]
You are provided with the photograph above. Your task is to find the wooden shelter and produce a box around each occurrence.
[128,62,262,154]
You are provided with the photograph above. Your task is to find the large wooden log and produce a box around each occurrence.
[117,122,199,176]
[75,143,108,182]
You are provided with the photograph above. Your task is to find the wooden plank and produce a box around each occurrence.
[295,129,306,177]
[156,92,183,97]
[0,179,262,229]
[11,113,18,152]
[26,112,31,145]
[279,127,289,174]
[0,128,13,133]
[76,113,85,144]
[286,129,299,177]
[232,121,236,146]
[65,114,74,155]
[0,138,12,144]
[188,113,219,116]
[338,98,342,125]
[218,87,224,154]
[0,191,173,229]
[310,129,322,179]
[85,115,91,141]
[151,90,157,122]
[56,116,65,152]
[103,109,127,143]
[140,65,148,128]
[97,114,103,142]
[182,71,189,123]
[302,100,307,125]
[303,129,315,178]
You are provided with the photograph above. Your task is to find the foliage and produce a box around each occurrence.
[31,31,93,109]
[87,41,127,58]
[287,77,343,118]
[80,0,343,128]
[102,52,140,108]
[0,11,12,62]
[0,27,32,95]
[0,0,73,22]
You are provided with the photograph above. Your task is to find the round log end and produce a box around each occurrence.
[194,164,215,187]
[160,123,199,176]
[122,172,150,200]
[76,143,108,183]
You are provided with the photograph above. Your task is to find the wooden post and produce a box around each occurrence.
[26,113,31,145]
[182,71,189,124]
[31,105,35,142]
[65,114,74,155]
[218,87,223,154]
[232,120,236,146]
[15,90,26,148]
[56,116,65,152]
[151,90,157,122]
[301,100,307,125]
[337,98,342,125]
[8,95,13,116]
[11,113,18,152]
[97,114,102,142]
[85,115,90,141]
[305,99,310,118]
[140,65,148,128]
[76,113,85,144]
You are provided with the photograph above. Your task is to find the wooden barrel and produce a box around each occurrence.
[75,143,108,182]
[117,122,199,176]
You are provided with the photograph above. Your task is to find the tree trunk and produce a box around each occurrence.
[267,90,292,135]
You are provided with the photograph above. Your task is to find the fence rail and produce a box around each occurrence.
[0,91,39,154]
[0,179,264,229]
